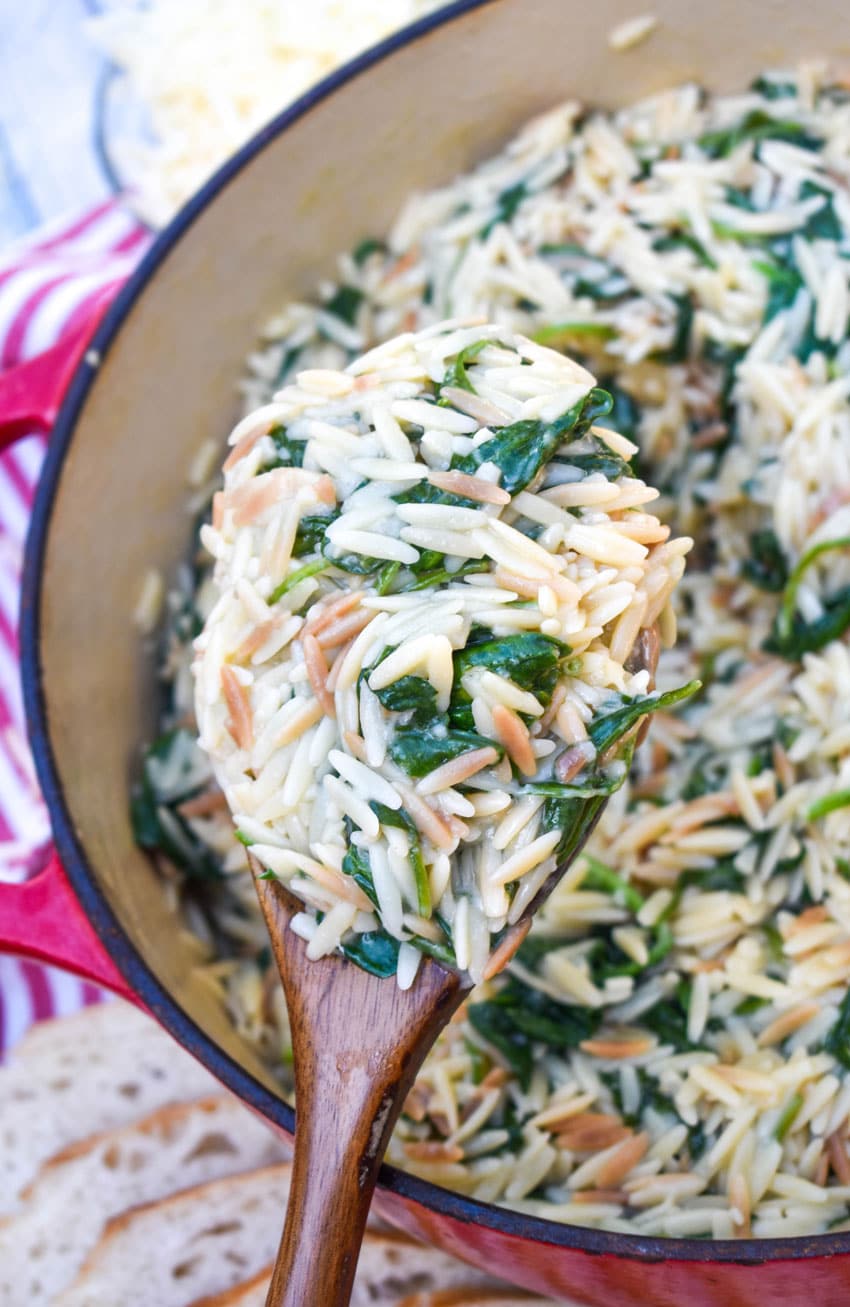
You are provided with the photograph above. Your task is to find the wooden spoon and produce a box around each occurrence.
[252,626,659,1307]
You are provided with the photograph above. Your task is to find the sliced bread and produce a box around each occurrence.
[57,1163,294,1307]
[187,1228,513,1307]
[0,1094,290,1304]
[0,1001,218,1214]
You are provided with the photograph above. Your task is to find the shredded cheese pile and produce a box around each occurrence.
[88,0,445,227]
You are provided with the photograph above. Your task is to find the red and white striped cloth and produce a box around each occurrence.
[0,202,149,1054]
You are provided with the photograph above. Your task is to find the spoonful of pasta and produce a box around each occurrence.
[194,321,697,1306]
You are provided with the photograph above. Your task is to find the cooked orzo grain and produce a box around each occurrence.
[134,64,850,1238]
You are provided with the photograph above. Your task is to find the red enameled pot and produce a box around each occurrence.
[1,2,849,1301]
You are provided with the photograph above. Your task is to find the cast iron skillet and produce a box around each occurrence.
[2,1,849,1301]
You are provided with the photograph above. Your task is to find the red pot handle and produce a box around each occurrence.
[0,851,138,1002]
[0,285,139,1003]
[0,285,117,447]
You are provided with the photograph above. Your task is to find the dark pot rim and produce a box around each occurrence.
[20,0,850,1269]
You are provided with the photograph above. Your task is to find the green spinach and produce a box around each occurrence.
[352,237,386,266]
[407,560,488,591]
[341,929,400,977]
[267,424,305,468]
[532,323,617,348]
[751,75,797,100]
[453,387,614,495]
[293,511,339,557]
[774,1091,804,1141]
[322,284,364,326]
[755,258,804,323]
[640,982,700,1052]
[766,537,850,660]
[654,294,694,363]
[375,561,401,595]
[581,856,644,913]
[389,725,502,778]
[369,801,431,915]
[699,110,821,159]
[799,181,843,241]
[654,231,717,269]
[538,791,609,864]
[268,559,327,605]
[808,789,850,822]
[742,529,788,592]
[322,538,384,576]
[587,681,701,754]
[131,731,223,884]
[481,181,530,237]
[449,632,570,729]
[468,976,601,1089]
[373,675,438,725]
[553,432,632,481]
[826,988,850,1069]
[440,339,490,395]
[540,244,630,299]
[342,841,379,908]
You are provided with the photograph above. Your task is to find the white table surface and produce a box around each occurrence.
[0,1,110,246]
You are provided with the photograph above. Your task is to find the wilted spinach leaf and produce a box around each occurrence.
[322,284,364,325]
[799,181,843,241]
[481,181,530,237]
[440,339,490,394]
[131,730,222,881]
[453,388,614,494]
[587,681,702,754]
[449,632,570,729]
[468,977,601,1089]
[554,432,633,481]
[373,675,438,726]
[754,258,804,324]
[826,988,850,1069]
[267,424,305,469]
[293,511,339,557]
[751,75,797,100]
[742,530,788,592]
[654,294,694,363]
[352,237,386,266]
[341,930,399,977]
[765,537,850,660]
[389,725,502,778]
[369,801,431,915]
[699,110,821,159]
[268,559,327,605]
[342,841,378,908]
[766,590,850,661]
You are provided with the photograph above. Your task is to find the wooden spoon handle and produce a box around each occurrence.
[256,877,466,1307]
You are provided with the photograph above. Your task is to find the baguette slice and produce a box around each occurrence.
[189,1228,508,1307]
[58,1164,510,1307]
[0,1001,218,1214]
[0,1094,290,1304]
[57,1163,294,1307]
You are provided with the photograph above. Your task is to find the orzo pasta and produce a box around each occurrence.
[133,64,850,1239]
[192,322,691,986]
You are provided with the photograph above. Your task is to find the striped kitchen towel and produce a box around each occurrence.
[0,201,148,1053]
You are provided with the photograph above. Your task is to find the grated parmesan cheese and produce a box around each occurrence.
[87,0,445,228]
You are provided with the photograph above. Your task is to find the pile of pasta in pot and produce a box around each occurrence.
[135,64,850,1240]
[193,322,692,988]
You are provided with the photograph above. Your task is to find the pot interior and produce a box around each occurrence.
[28,0,850,1263]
